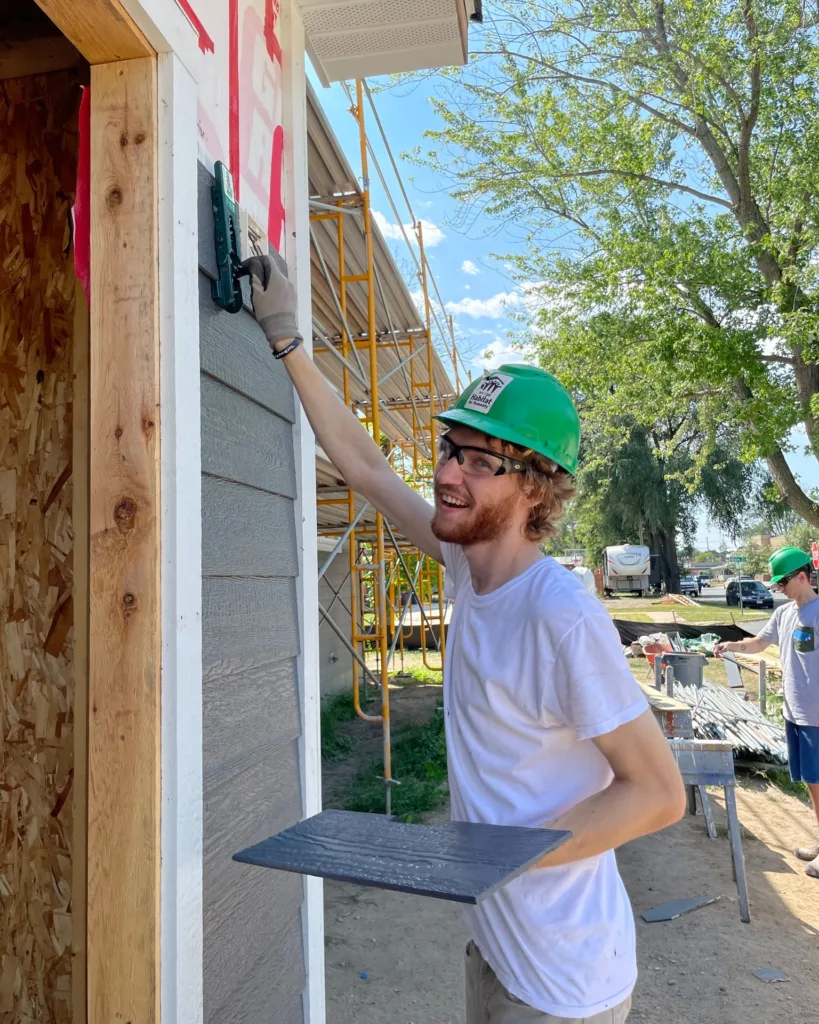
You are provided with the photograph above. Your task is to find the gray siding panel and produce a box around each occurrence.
[202,476,298,580]
[199,275,295,423]
[204,740,303,905]
[202,577,299,668]
[199,160,306,1024]
[201,375,297,498]
[203,656,301,791]
[203,869,304,1013]
[206,912,306,1024]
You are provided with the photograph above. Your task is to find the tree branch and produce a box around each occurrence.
[483,48,700,136]
[765,448,819,527]
[733,377,819,526]
[757,353,796,366]
[553,169,732,207]
[524,182,604,244]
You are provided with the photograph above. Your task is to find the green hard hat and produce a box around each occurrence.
[434,364,580,474]
[769,546,812,584]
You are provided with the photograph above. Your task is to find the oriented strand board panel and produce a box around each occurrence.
[87,57,160,1024]
[0,69,81,1024]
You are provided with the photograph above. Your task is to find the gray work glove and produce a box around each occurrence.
[240,254,303,350]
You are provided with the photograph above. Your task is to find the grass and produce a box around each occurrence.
[365,649,444,686]
[673,604,772,625]
[389,663,443,686]
[320,691,360,762]
[605,596,771,626]
[762,767,811,802]
[343,704,449,822]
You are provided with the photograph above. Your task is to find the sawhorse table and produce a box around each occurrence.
[667,738,751,923]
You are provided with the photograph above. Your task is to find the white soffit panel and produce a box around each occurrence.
[300,0,474,84]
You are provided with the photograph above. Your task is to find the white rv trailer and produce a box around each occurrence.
[603,544,652,597]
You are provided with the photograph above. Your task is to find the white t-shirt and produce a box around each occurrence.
[441,544,648,1018]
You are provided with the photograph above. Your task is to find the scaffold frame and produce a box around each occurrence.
[308,79,466,814]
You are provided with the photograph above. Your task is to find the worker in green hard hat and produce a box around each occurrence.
[246,256,685,1023]
[716,546,819,878]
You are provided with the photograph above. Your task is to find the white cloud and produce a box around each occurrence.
[446,291,521,319]
[465,284,471,291]
[372,211,446,248]
[461,259,480,276]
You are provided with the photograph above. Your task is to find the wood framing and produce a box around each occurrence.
[32,0,154,64]
[87,56,160,1023]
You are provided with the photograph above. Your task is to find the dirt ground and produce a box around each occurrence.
[322,685,819,1024]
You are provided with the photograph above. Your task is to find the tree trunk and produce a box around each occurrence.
[653,529,681,593]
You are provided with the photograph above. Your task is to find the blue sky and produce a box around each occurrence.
[307,63,819,550]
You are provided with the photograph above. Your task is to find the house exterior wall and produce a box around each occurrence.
[197,161,308,1024]
[318,547,354,697]
[127,2,319,1019]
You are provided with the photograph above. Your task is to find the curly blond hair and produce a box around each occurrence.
[499,440,577,542]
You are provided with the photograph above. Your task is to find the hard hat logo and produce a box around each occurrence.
[464,372,514,412]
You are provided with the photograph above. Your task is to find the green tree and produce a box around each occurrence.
[784,519,816,553]
[574,416,752,591]
[731,544,769,576]
[412,0,819,523]
[694,550,722,563]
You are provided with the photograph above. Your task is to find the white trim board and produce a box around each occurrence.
[281,3,326,1022]
[158,51,205,1024]
[122,0,204,78]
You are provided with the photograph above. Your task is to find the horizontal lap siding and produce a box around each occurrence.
[199,163,306,1024]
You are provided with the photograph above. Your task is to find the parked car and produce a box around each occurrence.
[679,576,699,597]
[697,573,711,586]
[726,579,774,609]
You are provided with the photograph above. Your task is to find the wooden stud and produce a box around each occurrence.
[32,0,154,64]
[87,56,160,1024]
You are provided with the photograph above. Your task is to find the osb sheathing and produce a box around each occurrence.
[0,71,82,1024]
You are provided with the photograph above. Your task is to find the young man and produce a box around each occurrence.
[715,547,819,879]
[244,257,686,1022]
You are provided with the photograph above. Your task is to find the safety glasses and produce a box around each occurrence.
[437,434,526,478]
[775,568,805,590]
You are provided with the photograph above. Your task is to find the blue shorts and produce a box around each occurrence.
[785,720,819,785]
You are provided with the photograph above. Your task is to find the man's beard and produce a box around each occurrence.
[430,490,520,545]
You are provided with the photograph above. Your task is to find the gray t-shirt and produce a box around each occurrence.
[757,597,819,726]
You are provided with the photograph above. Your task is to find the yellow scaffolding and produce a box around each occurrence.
[308,80,462,814]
